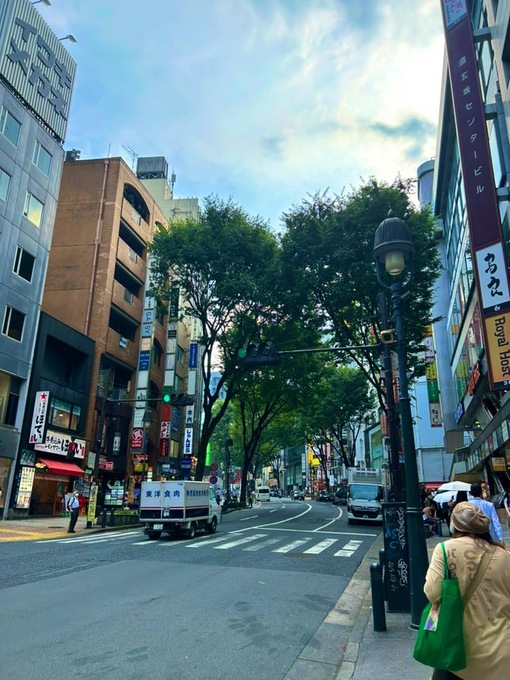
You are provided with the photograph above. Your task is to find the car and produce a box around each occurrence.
[317,491,332,502]
[291,490,305,500]
[269,489,279,497]
[333,489,347,505]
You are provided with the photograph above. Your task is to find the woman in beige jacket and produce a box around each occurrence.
[423,502,510,680]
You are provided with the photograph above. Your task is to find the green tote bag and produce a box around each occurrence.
[413,542,466,672]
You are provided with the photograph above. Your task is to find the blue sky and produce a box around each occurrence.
[41,0,445,230]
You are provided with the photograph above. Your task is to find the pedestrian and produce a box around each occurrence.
[423,502,510,680]
[67,490,80,533]
[468,483,504,546]
[503,489,510,528]
[423,504,441,536]
[247,488,253,508]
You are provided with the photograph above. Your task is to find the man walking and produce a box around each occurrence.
[67,490,80,533]
[469,482,504,545]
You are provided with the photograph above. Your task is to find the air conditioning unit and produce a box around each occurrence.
[119,337,128,349]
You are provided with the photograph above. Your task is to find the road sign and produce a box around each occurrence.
[209,475,218,485]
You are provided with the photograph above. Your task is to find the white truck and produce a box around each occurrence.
[139,481,222,540]
[346,468,386,524]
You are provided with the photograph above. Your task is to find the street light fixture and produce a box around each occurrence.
[32,0,52,5]
[373,210,428,628]
[58,34,77,43]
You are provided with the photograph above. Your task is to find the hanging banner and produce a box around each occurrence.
[440,0,510,391]
[28,391,49,444]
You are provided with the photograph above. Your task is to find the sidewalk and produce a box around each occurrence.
[0,514,139,541]
[337,522,510,680]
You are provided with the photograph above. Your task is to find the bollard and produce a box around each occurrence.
[101,508,107,528]
[379,548,388,602]
[370,562,387,632]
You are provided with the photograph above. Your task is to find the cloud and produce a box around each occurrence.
[39,0,446,228]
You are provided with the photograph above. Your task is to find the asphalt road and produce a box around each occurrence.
[0,499,380,680]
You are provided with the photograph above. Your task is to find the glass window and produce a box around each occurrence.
[49,398,81,431]
[23,192,44,227]
[13,246,35,282]
[32,141,52,176]
[0,107,21,147]
[0,372,21,426]
[0,168,10,202]
[2,306,25,342]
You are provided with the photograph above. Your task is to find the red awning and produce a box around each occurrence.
[36,458,85,478]
[425,482,443,491]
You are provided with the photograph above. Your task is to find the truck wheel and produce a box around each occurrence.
[208,516,218,534]
[147,531,162,540]
[187,522,197,539]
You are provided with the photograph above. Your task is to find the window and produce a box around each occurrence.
[2,306,25,341]
[0,168,10,202]
[23,191,44,227]
[152,343,162,367]
[32,141,52,176]
[0,107,21,147]
[49,398,81,431]
[13,247,35,282]
[0,372,21,426]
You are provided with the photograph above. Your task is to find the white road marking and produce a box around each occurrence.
[37,531,141,544]
[334,539,363,557]
[214,534,268,550]
[239,515,259,521]
[303,538,338,554]
[272,538,312,553]
[243,538,281,551]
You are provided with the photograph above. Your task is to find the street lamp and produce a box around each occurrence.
[142,410,153,481]
[373,210,428,628]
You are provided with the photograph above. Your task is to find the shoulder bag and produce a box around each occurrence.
[413,541,493,672]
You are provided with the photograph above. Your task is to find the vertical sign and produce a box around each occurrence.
[440,0,510,390]
[382,502,410,612]
[424,326,442,427]
[28,391,49,443]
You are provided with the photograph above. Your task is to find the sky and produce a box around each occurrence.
[39,0,446,231]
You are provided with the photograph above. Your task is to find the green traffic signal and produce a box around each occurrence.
[237,347,247,359]
[163,393,171,403]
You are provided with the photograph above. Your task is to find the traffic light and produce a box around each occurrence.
[238,342,281,368]
[162,386,173,404]
[169,393,195,406]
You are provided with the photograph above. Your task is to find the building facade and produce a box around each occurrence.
[433,0,510,497]
[0,0,76,517]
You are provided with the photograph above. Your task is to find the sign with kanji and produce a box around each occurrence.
[28,391,49,444]
[184,427,193,455]
[131,428,143,449]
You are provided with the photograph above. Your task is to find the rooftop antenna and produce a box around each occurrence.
[122,145,139,171]
[170,171,176,194]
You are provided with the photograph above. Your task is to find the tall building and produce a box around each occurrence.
[0,0,76,517]
[432,0,510,495]
[41,156,189,509]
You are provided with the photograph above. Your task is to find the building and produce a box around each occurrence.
[0,0,76,517]
[432,0,510,496]
[41,156,189,509]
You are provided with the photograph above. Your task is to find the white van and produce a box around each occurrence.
[255,486,271,502]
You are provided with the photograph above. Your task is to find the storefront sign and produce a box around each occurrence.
[491,456,506,472]
[131,428,143,449]
[87,484,98,523]
[28,391,49,444]
[184,427,193,455]
[158,438,169,458]
[485,313,510,389]
[160,421,170,439]
[188,342,198,369]
[138,351,150,371]
[34,430,85,458]
[15,465,35,509]
[20,449,36,466]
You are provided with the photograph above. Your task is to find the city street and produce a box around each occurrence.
[0,499,380,680]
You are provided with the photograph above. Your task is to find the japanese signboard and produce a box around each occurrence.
[34,430,85,458]
[15,465,35,509]
[440,0,510,390]
[131,428,143,449]
[28,391,49,444]
[189,342,198,368]
[184,427,193,455]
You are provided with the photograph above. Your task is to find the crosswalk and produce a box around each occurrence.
[37,531,365,558]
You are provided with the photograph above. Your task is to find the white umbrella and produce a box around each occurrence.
[436,481,471,493]
[432,490,463,506]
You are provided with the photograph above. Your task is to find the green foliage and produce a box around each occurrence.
[279,179,441,400]
[149,196,280,479]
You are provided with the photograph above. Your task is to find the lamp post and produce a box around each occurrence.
[142,410,154,481]
[373,211,429,628]
[224,439,233,506]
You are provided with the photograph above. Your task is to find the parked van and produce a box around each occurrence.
[256,486,271,502]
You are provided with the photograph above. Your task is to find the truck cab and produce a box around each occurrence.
[346,468,385,524]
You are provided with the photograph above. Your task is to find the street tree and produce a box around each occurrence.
[150,196,279,479]
[300,364,375,490]
[279,178,441,414]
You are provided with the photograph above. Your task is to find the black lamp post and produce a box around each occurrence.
[373,211,429,628]
[142,410,153,481]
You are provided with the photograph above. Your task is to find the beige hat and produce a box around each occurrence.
[451,501,490,535]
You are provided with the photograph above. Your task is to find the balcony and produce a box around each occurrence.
[105,328,138,367]
[116,238,146,281]
[121,198,151,241]
[112,280,143,322]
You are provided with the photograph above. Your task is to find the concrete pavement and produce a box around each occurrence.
[2,514,509,680]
